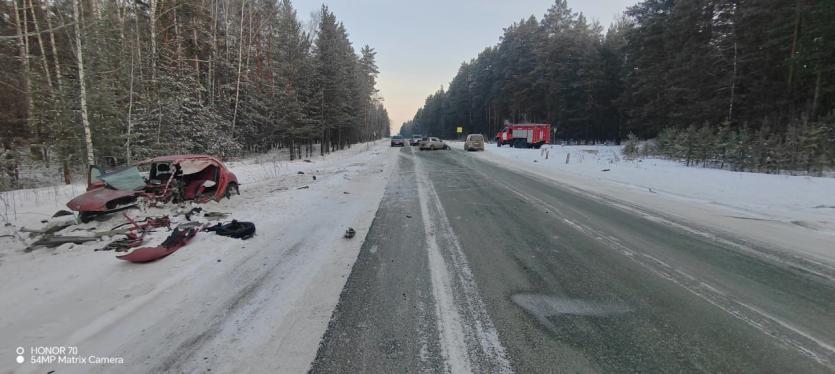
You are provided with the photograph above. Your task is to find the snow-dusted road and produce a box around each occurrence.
[312,145,835,373]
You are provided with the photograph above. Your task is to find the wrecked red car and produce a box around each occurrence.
[67,155,239,222]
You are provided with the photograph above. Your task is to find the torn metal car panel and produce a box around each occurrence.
[67,154,239,221]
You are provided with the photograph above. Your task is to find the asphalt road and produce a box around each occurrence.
[311,145,835,373]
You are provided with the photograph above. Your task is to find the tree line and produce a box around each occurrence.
[1,0,390,188]
[401,0,834,174]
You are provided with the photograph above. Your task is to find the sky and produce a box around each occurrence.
[293,0,637,132]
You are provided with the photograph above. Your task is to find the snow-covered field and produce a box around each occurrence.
[462,142,835,265]
[0,140,396,373]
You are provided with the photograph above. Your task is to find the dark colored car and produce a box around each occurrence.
[67,154,239,222]
[410,135,423,146]
[391,135,405,147]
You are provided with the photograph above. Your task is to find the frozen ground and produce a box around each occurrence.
[0,140,395,373]
[457,142,835,265]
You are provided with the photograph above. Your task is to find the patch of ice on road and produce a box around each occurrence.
[511,293,633,318]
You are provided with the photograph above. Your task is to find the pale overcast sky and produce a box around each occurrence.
[293,0,637,131]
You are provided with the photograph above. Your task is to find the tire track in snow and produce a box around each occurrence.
[412,150,512,374]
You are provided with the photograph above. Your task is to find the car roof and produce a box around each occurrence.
[137,154,221,164]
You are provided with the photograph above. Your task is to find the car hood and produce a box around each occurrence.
[66,188,138,212]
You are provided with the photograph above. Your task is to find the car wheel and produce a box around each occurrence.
[225,182,240,199]
[79,212,94,223]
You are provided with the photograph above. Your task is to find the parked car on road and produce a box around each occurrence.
[464,134,485,151]
[390,135,405,147]
[419,137,449,151]
[410,135,423,146]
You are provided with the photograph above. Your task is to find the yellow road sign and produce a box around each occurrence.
[456,126,463,134]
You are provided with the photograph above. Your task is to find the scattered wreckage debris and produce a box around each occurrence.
[117,222,204,263]
[184,207,202,221]
[27,235,98,251]
[97,214,172,252]
[66,154,240,222]
[344,227,356,239]
[22,213,172,252]
[118,218,254,263]
[203,212,229,220]
[19,202,247,260]
[20,220,73,236]
[52,210,74,218]
[297,186,310,190]
[206,220,255,240]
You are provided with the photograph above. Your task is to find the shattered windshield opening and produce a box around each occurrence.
[99,166,146,191]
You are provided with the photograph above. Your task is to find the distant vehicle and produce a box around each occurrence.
[464,134,485,151]
[390,135,405,147]
[410,135,423,146]
[496,123,551,148]
[419,137,449,151]
[67,155,239,222]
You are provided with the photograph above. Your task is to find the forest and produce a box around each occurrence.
[401,0,835,174]
[0,0,391,189]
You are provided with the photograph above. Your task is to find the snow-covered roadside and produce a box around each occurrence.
[0,142,381,230]
[459,142,835,266]
[0,140,396,373]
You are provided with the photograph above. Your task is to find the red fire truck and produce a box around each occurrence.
[495,123,551,148]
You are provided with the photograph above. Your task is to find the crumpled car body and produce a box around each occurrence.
[67,155,239,221]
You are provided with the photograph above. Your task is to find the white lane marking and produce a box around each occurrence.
[414,154,473,373]
[413,151,513,373]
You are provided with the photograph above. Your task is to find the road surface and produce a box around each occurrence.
[311,145,835,373]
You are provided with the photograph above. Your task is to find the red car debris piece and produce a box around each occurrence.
[67,155,240,222]
[117,223,203,263]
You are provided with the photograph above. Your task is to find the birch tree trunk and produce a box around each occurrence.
[209,0,218,106]
[42,0,63,92]
[12,0,34,135]
[231,0,247,134]
[28,0,53,91]
[126,41,136,163]
[72,0,95,166]
[149,0,158,86]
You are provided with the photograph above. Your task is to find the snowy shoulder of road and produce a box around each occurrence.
[0,140,397,374]
[461,142,835,265]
